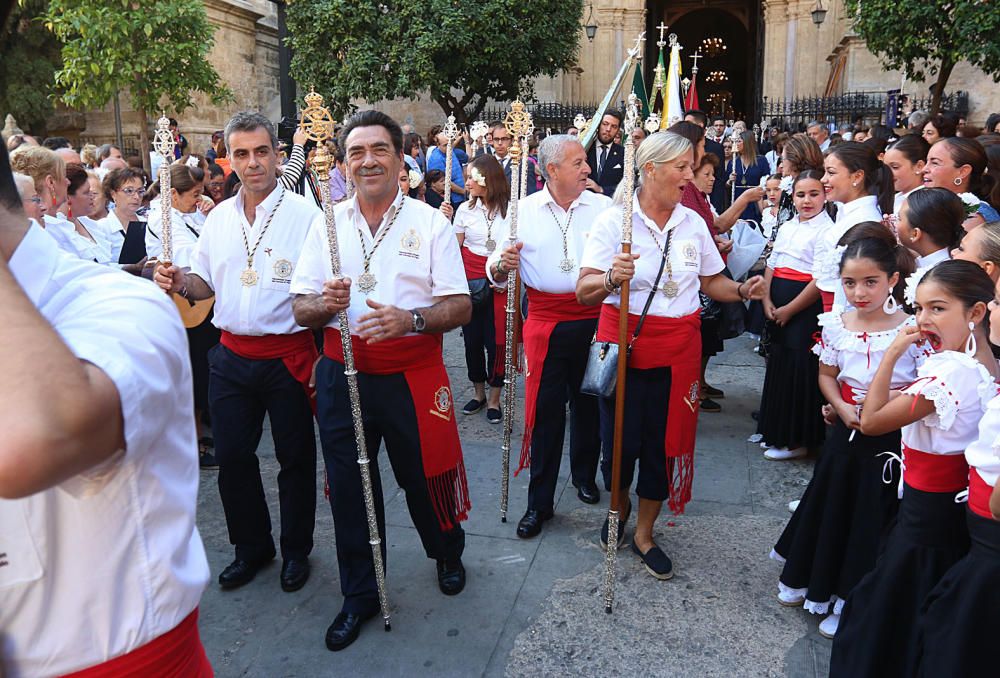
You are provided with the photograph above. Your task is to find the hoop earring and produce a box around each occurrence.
[966,321,977,356]
[954,177,963,187]
[883,294,898,314]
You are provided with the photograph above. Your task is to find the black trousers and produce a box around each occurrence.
[208,344,316,562]
[316,357,465,614]
[462,291,502,388]
[528,317,601,512]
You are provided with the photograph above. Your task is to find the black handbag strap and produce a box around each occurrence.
[627,229,671,353]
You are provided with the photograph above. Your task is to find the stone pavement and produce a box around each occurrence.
[196,333,833,677]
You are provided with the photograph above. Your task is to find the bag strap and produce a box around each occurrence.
[627,229,671,353]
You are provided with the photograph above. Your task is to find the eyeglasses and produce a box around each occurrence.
[27,196,43,205]
[117,187,144,197]
[493,136,512,143]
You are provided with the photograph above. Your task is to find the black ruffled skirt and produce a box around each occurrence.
[830,484,970,678]
[915,507,1000,676]
[756,277,824,448]
[774,420,901,614]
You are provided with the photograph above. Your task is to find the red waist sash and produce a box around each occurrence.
[596,306,701,514]
[820,290,835,313]
[969,468,995,519]
[902,444,970,493]
[322,330,470,530]
[773,267,813,283]
[461,247,489,281]
[516,289,602,477]
[840,382,859,406]
[62,608,211,678]
[220,330,318,412]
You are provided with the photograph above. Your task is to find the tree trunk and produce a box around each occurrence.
[929,59,955,116]
[137,105,151,177]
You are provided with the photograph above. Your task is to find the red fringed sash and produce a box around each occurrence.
[462,247,510,382]
[323,330,470,530]
[901,443,969,494]
[63,608,212,678]
[516,289,602,476]
[220,330,318,413]
[597,305,702,514]
[773,267,813,283]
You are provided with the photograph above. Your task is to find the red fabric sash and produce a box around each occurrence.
[220,330,318,413]
[840,382,859,406]
[820,290,835,313]
[516,289,602,475]
[597,305,702,513]
[323,330,470,530]
[902,444,970,493]
[62,608,211,678]
[461,247,489,281]
[968,468,994,519]
[773,267,813,283]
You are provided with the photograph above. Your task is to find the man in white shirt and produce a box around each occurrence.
[0,145,211,677]
[488,134,613,538]
[155,111,322,595]
[807,120,831,152]
[291,110,472,652]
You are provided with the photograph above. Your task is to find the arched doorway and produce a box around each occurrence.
[644,0,763,122]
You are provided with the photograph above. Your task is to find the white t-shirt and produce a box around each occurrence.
[453,200,510,258]
[0,225,209,677]
[770,210,832,274]
[189,182,324,336]
[813,312,929,397]
[290,189,469,334]
[900,351,996,456]
[486,185,612,293]
[580,195,724,318]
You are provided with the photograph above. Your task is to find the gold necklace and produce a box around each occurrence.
[355,196,406,294]
[238,189,286,287]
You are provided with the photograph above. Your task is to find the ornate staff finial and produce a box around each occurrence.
[668,33,679,48]
[152,114,175,160]
[656,22,669,47]
[644,112,661,134]
[299,88,337,146]
[442,114,460,142]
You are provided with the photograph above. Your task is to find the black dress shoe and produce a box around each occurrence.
[436,557,466,595]
[516,508,553,539]
[280,557,310,592]
[325,608,377,652]
[574,481,600,504]
[218,552,275,590]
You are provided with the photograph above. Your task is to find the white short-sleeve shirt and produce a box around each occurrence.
[900,351,996,455]
[965,394,1000,486]
[813,312,930,397]
[770,210,832,274]
[486,185,613,293]
[290,189,469,334]
[189,182,324,336]
[814,195,882,294]
[581,195,724,318]
[0,225,209,677]
[453,200,510,258]
[146,207,202,270]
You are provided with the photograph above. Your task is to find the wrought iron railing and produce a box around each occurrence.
[758,90,969,130]
[480,101,601,134]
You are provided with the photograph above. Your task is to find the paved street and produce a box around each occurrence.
[196,332,832,677]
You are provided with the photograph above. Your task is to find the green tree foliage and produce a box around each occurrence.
[286,0,583,123]
[44,0,233,168]
[844,0,1000,115]
[0,1,61,133]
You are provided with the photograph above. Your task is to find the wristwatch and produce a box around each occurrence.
[411,309,426,333]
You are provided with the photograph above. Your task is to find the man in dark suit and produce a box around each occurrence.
[685,110,728,213]
[490,122,539,197]
[585,109,624,197]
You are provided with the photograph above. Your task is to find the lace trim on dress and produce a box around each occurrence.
[816,312,914,354]
[905,352,996,431]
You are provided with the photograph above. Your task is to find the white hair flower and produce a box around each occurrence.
[407,169,422,187]
[470,166,487,188]
[959,192,981,217]
[780,175,793,195]
[904,265,933,306]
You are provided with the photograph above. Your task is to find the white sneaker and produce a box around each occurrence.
[818,612,841,638]
[788,499,801,512]
[777,588,805,606]
[764,446,808,461]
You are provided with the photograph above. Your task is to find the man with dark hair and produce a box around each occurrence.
[97,143,123,163]
[206,131,225,162]
[155,110,322,596]
[490,121,539,197]
[709,116,727,143]
[585,109,624,196]
[685,109,709,127]
[168,117,189,158]
[42,136,71,151]
[292,109,472,651]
